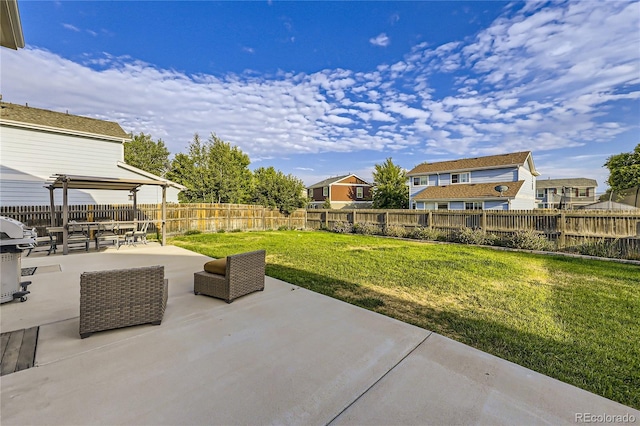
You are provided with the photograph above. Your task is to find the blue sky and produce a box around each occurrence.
[2,1,639,192]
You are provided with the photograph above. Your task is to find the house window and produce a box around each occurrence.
[308,189,313,198]
[323,187,328,197]
[536,189,545,198]
[465,202,482,210]
[451,172,470,184]
[437,203,448,210]
[356,187,363,199]
[413,176,428,186]
[578,188,587,197]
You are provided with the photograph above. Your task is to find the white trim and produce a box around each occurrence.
[117,161,186,190]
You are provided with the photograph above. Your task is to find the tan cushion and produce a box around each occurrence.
[204,258,227,275]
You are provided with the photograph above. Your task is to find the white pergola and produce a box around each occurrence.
[45,174,169,254]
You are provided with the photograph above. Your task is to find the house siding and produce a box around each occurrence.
[0,124,181,205]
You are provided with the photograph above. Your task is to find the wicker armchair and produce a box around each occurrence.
[80,265,168,338]
[194,250,265,303]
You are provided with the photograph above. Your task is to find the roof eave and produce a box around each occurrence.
[0,119,130,143]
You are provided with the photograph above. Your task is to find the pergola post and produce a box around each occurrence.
[161,185,167,246]
[62,178,69,255]
[48,186,55,227]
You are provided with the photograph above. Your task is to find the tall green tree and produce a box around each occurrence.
[252,166,307,215]
[124,132,170,176]
[168,133,252,203]
[604,143,640,192]
[372,157,409,209]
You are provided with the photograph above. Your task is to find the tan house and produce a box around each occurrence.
[307,174,373,209]
[408,151,539,210]
[536,178,598,209]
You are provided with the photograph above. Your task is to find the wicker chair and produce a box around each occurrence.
[80,265,168,338]
[194,250,265,303]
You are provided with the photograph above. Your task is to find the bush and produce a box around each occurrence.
[502,230,554,251]
[383,225,407,238]
[353,222,381,235]
[450,228,490,245]
[574,239,622,259]
[331,221,353,234]
[183,229,201,236]
[410,227,445,241]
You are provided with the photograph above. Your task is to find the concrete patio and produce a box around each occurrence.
[1,244,637,425]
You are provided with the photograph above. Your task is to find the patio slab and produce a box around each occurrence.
[1,244,638,425]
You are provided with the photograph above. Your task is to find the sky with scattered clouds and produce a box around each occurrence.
[2,1,639,191]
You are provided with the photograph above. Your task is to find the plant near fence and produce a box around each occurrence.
[383,224,407,238]
[573,239,623,259]
[331,221,353,234]
[450,228,491,245]
[353,222,381,235]
[500,230,556,251]
[409,226,446,241]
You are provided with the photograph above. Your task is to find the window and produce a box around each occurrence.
[412,176,428,186]
[437,203,448,210]
[451,172,470,184]
[465,202,482,210]
[308,189,313,198]
[578,188,587,197]
[536,189,545,198]
[323,187,328,197]
[356,187,363,199]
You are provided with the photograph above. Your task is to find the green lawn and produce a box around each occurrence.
[170,230,640,409]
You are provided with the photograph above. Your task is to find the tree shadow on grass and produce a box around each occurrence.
[266,263,639,410]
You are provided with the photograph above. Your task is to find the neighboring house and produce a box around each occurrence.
[0,101,184,206]
[536,178,597,209]
[407,151,539,211]
[307,174,373,209]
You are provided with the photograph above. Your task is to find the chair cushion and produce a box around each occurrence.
[204,258,227,275]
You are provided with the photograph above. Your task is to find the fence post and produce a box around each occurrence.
[227,204,231,230]
[428,211,433,229]
[481,210,487,233]
[385,211,389,228]
[558,211,566,248]
[352,210,357,226]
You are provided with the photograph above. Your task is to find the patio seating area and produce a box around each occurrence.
[1,244,637,425]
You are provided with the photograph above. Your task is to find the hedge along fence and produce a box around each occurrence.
[306,208,640,257]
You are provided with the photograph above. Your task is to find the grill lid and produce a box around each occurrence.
[0,216,37,247]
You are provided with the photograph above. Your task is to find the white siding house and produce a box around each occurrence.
[407,151,539,211]
[0,102,183,206]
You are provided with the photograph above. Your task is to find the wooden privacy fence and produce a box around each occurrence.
[3,204,639,249]
[306,209,640,247]
[0,203,306,237]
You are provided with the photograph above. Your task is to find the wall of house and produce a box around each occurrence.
[484,200,509,210]
[330,184,372,202]
[0,125,180,205]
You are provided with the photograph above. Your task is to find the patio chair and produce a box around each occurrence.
[194,250,266,303]
[79,265,168,338]
[125,220,150,246]
[67,222,89,252]
[95,221,121,251]
[26,232,57,256]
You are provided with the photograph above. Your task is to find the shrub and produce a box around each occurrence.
[450,228,489,245]
[383,224,407,238]
[183,229,201,236]
[502,230,554,251]
[410,227,445,241]
[331,221,353,234]
[353,222,381,235]
[574,239,622,259]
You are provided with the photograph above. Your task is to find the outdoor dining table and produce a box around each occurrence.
[47,222,140,254]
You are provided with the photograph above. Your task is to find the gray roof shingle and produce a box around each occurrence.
[0,102,129,139]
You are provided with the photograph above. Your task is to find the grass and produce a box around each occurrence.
[169,230,640,409]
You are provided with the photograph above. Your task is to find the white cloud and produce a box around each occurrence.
[62,23,80,32]
[369,33,390,47]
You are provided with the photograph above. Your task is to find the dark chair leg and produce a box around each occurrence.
[151,320,162,326]
[80,332,92,339]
